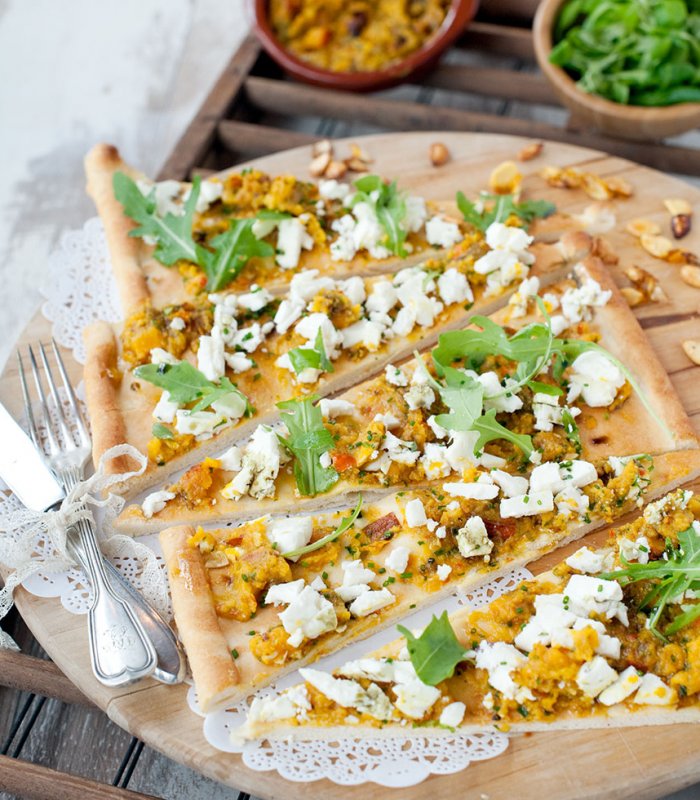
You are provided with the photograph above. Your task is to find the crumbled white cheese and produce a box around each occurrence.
[567,351,625,407]
[618,535,650,565]
[153,391,178,423]
[174,409,226,439]
[319,398,356,419]
[560,276,612,326]
[217,445,242,472]
[633,673,675,705]
[404,383,435,411]
[141,490,175,518]
[576,656,618,698]
[420,443,451,480]
[643,489,692,526]
[366,280,398,315]
[565,546,610,574]
[197,334,226,381]
[404,498,428,528]
[266,517,313,560]
[299,668,393,720]
[319,179,351,201]
[385,546,410,574]
[456,516,493,559]
[474,641,534,703]
[248,685,311,723]
[508,276,540,318]
[444,478,500,501]
[437,563,452,581]
[373,412,401,429]
[238,286,273,313]
[341,318,385,351]
[393,679,442,720]
[597,666,642,706]
[265,579,305,605]
[349,588,396,618]
[220,425,286,501]
[490,469,528,498]
[150,347,179,365]
[564,574,628,625]
[385,364,409,387]
[437,268,473,306]
[426,216,462,249]
[276,217,314,270]
[170,316,186,331]
[279,586,338,647]
[500,491,554,518]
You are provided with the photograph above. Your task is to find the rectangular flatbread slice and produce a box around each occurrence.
[85,172,592,498]
[233,483,700,741]
[118,256,697,534]
[160,449,700,712]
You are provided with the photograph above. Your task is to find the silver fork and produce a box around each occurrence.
[18,340,158,687]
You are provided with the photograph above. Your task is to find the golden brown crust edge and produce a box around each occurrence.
[84,143,150,315]
[580,256,698,451]
[159,525,240,712]
[83,321,134,475]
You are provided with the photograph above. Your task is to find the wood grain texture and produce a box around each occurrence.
[2,132,700,799]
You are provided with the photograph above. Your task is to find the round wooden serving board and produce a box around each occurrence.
[3,132,700,800]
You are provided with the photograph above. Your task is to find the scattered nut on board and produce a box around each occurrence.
[640,233,674,259]
[620,286,644,307]
[429,142,450,167]
[624,265,666,303]
[489,161,522,195]
[681,264,700,288]
[541,166,633,200]
[682,339,700,365]
[308,140,371,179]
[626,218,661,237]
[517,142,543,162]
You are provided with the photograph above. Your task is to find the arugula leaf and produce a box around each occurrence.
[113,171,275,291]
[201,219,274,292]
[134,361,248,413]
[349,175,408,256]
[397,611,467,686]
[433,312,671,441]
[113,171,204,265]
[282,496,363,559]
[472,409,533,457]
[456,191,555,232]
[527,380,563,397]
[152,422,174,440]
[277,396,339,496]
[600,525,700,640]
[287,329,335,376]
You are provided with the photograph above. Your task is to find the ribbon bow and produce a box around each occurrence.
[0,444,169,649]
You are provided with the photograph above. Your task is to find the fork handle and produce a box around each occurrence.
[74,517,157,686]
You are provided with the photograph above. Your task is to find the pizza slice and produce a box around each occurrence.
[85,181,592,497]
[117,256,697,534]
[161,454,700,713]
[233,485,700,740]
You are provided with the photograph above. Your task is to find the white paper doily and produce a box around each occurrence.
[30,214,530,786]
[185,567,532,787]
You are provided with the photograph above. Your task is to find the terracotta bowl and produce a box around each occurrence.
[533,0,700,141]
[251,0,479,93]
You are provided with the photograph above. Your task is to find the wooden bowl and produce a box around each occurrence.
[252,0,479,93]
[533,0,700,141]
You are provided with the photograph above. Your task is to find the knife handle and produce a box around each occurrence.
[73,517,158,686]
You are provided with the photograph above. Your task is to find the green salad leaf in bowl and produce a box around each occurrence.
[550,0,700,106]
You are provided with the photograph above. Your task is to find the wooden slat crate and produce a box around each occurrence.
[158,0,700,181]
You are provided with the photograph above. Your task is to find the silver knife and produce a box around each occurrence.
[0,402,186,684]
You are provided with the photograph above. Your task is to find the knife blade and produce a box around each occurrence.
[0,399,186,683]
[0,400,64,511]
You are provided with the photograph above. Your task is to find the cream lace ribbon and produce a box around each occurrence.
[0,445,169,650]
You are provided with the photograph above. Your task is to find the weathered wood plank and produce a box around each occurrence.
[423,64,558,105]
[217,120,318,159]
[458,22,535,60]
[157,36,262,181]
[243,77,700,176]
[0,755,161,800]
[0,651,93,708]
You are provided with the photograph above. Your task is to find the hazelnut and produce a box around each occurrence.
[429,142,450,167]
[517,142,543,162]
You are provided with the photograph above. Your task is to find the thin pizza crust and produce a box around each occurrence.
[117,256,698,534]
[160,448,700,712]
[85,238,592,500]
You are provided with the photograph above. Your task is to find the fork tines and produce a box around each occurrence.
[17,340,91,456]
